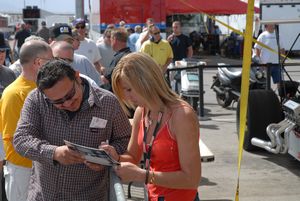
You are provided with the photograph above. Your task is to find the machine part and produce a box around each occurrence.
[236,89,283,151]
[212,64,266,109]
[251,99,300,161]
[252,120,294,154]
[215,89,233,108]
[288,130,300,161]
[180,68,201,111]
[181,70,200,94]
[212,78,234,108]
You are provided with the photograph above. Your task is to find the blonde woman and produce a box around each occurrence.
[104,52,201,201]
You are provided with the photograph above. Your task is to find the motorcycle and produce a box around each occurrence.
[211,63,266,108]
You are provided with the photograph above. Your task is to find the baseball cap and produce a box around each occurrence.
[0,32,9,50]
[51,23,73,41]
[73,18,86,27]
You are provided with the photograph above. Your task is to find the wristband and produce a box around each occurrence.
[145,169,149,184]
[150,170,155,184]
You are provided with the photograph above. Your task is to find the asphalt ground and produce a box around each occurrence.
[199,55,300,201]
[126,54,300,201]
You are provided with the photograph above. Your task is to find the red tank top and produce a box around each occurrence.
[138,108,197,201]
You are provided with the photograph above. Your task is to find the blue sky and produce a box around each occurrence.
[0,0,89,14]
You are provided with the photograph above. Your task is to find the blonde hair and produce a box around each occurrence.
[112,52,180,114]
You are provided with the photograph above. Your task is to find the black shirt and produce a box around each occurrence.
[169,34,192,61]
[15,29,31,48]
[0,65,16,98]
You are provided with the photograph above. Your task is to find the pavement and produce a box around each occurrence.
[124,54,300,201]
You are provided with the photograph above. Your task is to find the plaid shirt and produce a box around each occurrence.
[13,81,131,201]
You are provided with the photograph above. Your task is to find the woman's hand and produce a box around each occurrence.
[114,162,145,183]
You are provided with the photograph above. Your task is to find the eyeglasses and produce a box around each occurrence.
[76,25,85,29]
[0,49,6,53]
[46,81,76,105]
[38,57,53,62]
[153,32,160,35]
[54,57,73,64]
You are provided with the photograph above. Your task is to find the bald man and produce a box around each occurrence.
[51,41,101,86]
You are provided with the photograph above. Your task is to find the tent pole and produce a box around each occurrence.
[227,16,230,35]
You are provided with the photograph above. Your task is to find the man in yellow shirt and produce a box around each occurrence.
[140,25,173,73]
[0,40,53,201]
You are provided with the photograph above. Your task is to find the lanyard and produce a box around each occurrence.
[143,111,163,170]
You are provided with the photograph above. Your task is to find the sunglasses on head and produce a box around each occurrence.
[76,25,85,29]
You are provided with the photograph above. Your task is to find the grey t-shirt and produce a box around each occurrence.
[9,59,22,77]
[0,65,16,97]
[97,42,115,68]
[72,53,102,86]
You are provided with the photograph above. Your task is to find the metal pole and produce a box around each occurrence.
[198,66,204,117]
[75,0,84,19]
[266,63,271,90]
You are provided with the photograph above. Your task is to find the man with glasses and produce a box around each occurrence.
[140,25,173,73]
[51,41,101,86]
[73,18,103,74]
[9,35,46,78]
[0,40,52,201]
[13,59,131,201]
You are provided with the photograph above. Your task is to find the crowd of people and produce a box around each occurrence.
[0,12,285,201]
[0,17,201,201]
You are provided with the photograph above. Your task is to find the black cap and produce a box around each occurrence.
[0,32,9,50]
[51,24,72,40]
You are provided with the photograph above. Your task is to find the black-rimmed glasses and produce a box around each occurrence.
[46,81,76,105]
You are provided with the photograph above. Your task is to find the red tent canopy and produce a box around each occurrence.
[166,0,260,15]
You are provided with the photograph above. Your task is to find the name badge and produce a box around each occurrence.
[90,117,107,129]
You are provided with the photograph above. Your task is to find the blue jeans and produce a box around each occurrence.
[270,65,282,84]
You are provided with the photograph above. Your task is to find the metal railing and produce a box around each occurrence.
[109,168,126,201]
[166,62,300,118]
